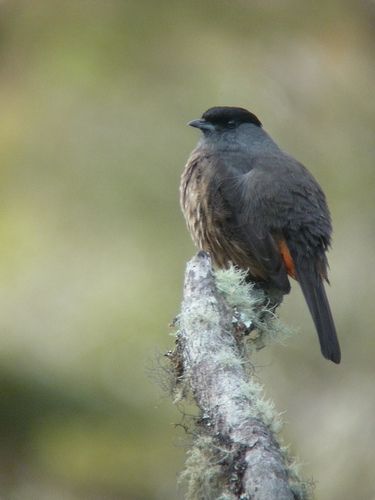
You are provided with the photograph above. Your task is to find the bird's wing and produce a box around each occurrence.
[236,156,339,362]
[214,156,292,292]
[218,154,339,362]
[221,154,331,244]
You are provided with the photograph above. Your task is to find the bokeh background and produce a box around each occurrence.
[0,1,374,499]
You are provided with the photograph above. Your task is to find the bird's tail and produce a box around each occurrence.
[297,260,341,364]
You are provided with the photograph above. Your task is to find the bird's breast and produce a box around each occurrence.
[180,154,252,270]
[180,158,210,251]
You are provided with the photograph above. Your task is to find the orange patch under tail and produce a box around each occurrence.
[278,240,297,279]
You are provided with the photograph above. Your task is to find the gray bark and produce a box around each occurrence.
[177,251,298,499]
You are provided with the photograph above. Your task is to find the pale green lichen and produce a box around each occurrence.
[179,435,232,500]
[215,264,294,350]
[182,301,222,332]
[210,350,243,369]
[235,378,283,434]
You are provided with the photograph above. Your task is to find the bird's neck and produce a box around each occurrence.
[198,129,281,156]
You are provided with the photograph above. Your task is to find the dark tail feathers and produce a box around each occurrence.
[297,261,341,364]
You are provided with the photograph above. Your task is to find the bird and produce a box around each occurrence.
[180,106,341,364]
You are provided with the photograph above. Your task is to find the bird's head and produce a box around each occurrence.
[188,106,262,137]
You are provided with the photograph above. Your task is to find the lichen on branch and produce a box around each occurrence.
[168,252,312,500]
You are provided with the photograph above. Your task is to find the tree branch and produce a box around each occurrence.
[171,252,309,500]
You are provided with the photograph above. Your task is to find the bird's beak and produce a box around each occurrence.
[187,119,214,132]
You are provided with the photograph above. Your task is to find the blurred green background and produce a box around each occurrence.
[0,1,374,499]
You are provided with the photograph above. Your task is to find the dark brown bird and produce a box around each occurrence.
[180,106,341,364]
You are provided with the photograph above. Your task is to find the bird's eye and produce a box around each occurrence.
[227,120,236,129]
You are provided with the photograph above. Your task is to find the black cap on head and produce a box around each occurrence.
[202,106,262,128]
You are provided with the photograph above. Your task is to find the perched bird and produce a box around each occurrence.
[180,106,341,364]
